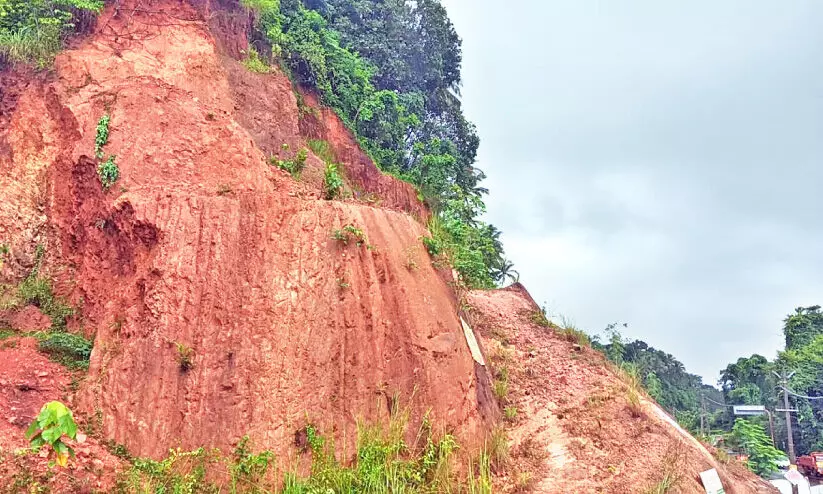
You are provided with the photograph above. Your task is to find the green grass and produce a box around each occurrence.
[175,343,194,372]
[115,406,490,493]
[307,139,336,164]
[242,47,271,73]
[529,306,551,328]
[0,24,62,68]
[492,366,509,403]
[17,273,74,331]
[557,317,590,347]
[1,247,91,370]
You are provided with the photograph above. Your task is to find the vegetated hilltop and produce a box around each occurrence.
[0,0,777,492]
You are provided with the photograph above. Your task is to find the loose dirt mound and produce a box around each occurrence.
[466,285,777,494]
[0,0,493,465]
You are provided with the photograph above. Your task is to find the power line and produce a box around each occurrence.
[780,386,823,401]
[704,395,734,408]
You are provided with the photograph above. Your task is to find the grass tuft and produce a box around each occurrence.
[241,47,271,73]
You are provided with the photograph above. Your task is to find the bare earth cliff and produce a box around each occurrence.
[0,1,777,493]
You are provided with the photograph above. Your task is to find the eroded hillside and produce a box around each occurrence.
[0,1,778,493]
[1,0,492,461]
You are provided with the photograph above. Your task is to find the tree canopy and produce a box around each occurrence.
[244,0,507,288]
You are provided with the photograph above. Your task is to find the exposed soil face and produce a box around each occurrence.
[466,285,776,493]
[0,0,491,466]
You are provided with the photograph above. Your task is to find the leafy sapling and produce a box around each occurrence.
[26,401,78,467]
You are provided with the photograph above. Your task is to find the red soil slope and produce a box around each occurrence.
[466,285,776,493]
[0,0,493,462]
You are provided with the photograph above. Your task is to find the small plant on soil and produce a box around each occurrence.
[492,366,509,403]
[516,471,534,491]
[558,318,590,347]
[229,435,273,490]
[620,363,645,418]
[98,155,119,190]
[487,426,509,471]
[643,444,684,494]
[331,224,368,247]
[323,162,344,200]
[336,278,350,289]
[404,247,419,271]
[175,342,194,372]
[241,47,271,73]
[95,114,111,158]
[272,148,308,179]
[421,236,441,257]
[26,401,78,467]
[504,406,518,422]
[530,305,551,328]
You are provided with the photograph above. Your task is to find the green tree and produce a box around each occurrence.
[730,419,784,477]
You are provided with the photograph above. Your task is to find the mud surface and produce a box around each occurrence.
[467,285,777,493]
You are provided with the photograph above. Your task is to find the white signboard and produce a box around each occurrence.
[699,468,726,494]
[733,405,766,416]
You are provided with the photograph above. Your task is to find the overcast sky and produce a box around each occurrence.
[440,0,823,383]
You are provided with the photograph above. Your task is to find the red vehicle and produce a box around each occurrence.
[797,452,823,478]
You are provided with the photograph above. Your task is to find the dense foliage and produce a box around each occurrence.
[722,306,823,456]
[0,0,103,67]
[729,419,784,477]
[242,0,509,288]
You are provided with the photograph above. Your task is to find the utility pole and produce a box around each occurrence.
[774,370,797,464]
[700,393,706,437]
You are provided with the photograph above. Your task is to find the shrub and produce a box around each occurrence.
[426,213,497,289]
[175,342,194,372]
[274,147,308,179]
[230,435,273,491]
[323,162,344,200]
[504,406,518,421]
[731,419,784,477]
[331,224,368,247]
[241,47,271,73]
[421,236,440,257]
[37,331,92,370]
[95,114,110,158]
[120,447,217,492]
[98,155,119,190]
[26,401,78,467]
